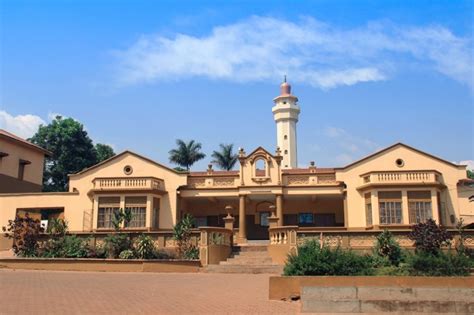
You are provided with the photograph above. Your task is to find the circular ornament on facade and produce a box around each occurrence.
[123,165,133,175]
[395,159,404,167]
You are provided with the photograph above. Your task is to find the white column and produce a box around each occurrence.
[401,190,410,225]
[431,189,440,224]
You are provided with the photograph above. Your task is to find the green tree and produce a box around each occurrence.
[168,139,206,171]
[29,116,98,191]
[211,143,238,171]
[467,169,474,180]
[95,143,115,162]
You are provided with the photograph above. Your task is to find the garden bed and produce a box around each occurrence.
[0,257,201,273]
[269,276,474,301]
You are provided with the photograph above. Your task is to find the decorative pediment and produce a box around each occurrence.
[243,146,282,165]
[239,147,283,185]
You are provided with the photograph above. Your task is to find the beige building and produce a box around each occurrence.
[0,81,473,246]
[0,129,51,193]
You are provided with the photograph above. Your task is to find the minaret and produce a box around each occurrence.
[272,77,300,169]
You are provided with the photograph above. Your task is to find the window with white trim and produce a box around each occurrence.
[378,191,402,224]
[125,196,146,228]
[408,191,432,224]
[365,193,372,226]
[97,197,120,229]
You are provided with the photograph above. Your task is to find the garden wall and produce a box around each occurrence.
[301,285,474,313]
[0,258,201,273]
[269,276,474,301]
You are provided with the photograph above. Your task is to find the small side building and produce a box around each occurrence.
[0,129,51,193]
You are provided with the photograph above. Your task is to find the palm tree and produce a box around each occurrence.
[169,139,206,171]
[211,144,238,171]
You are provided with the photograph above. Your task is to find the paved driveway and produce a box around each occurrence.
[0,270,299,314]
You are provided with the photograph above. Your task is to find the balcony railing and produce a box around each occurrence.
[284,174,337,186]
[187,176,238,189]
[92,177,165,191]
[360,171,441,186]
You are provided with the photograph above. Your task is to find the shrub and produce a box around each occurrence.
[111,208,132,230]
[183,246,199,260]
[373,230,403,266]
[2,213,44,257]
[173,214,196,259]
[46,218,68,237]
[61,236,89,258]
[42,235,90,258]
[135,234,155,259]
[104,233,131,259]
[408,251,471,276]
[119,249,135,259]
[87,244,107,258]
[283,240,374,276]
[409,219,452,255]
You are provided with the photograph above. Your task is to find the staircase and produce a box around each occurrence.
[204,243,284,274]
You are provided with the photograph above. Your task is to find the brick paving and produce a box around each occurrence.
[0,270,299,314]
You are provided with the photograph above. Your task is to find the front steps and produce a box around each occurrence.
[204,244,284,274]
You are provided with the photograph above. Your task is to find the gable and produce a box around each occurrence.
[340,143,464,171]
[69,151,183,179]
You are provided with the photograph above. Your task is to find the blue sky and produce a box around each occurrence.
[1,0,473,170]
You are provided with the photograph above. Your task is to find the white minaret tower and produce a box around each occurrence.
[272,77,300,169]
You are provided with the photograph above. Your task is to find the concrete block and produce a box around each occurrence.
[302,300,360,313]
[360,300,392,313]
[455,301,474,314]
[302,286,357,300]
[414,287,459,301]
[358,286,416,301]
[447,288,474,302]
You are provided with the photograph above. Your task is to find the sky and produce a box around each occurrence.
[1,0,473,170]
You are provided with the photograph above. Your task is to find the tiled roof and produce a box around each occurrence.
[0,129,52,156]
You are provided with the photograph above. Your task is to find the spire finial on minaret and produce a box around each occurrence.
[280,76,291,95]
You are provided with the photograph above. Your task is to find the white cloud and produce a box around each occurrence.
[323,126,380,164]
[460,160,474,171]
[0,110,46,139]
[336,153,354,165]
[114,16,473,89]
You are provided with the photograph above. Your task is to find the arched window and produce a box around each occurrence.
[255,159,266,177]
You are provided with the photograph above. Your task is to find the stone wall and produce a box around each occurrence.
[301,285,474,313]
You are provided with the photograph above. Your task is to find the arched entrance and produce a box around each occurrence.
[246,201,274,240]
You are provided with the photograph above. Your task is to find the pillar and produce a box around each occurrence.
[238,195,247,243]
[371,190,380,228]
[343,194,348,228]
[401,190,410,225]
[146,195,153,230]
[92,195,99,230]
[223,206,235,231]
[276,194,283,226]
[120,196,126,228]
[268,212,279,228]
[431,189,440,224]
